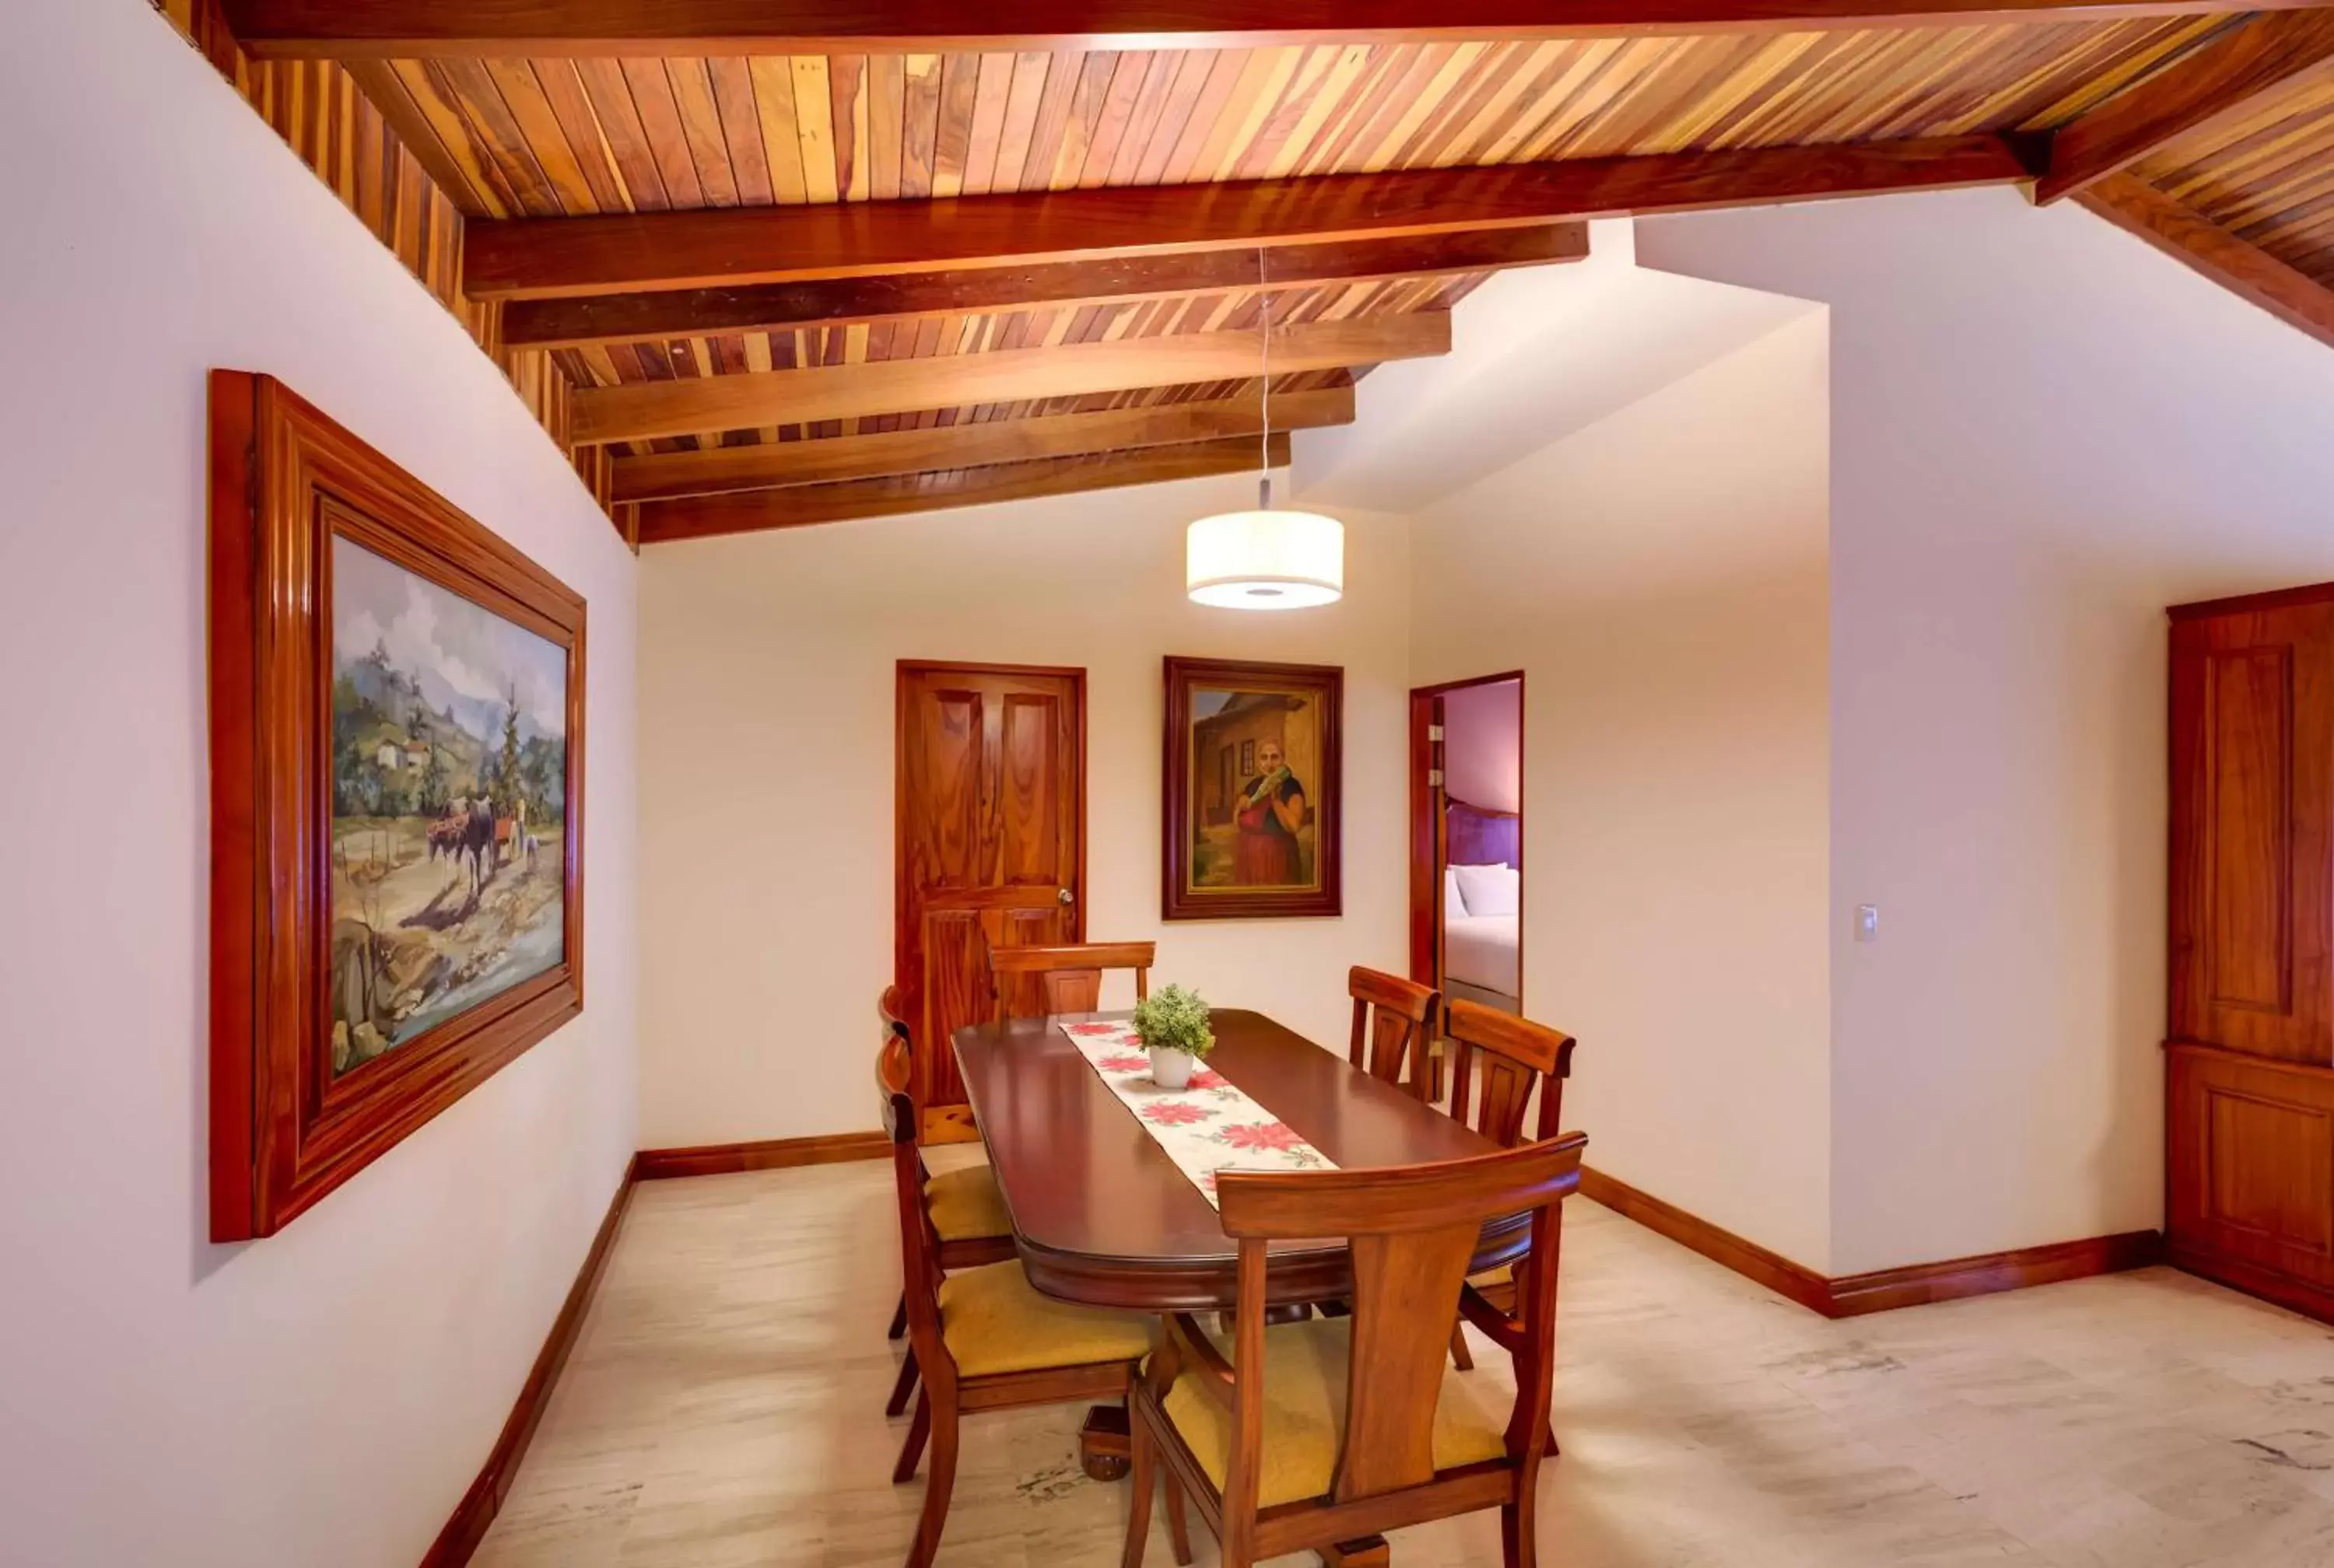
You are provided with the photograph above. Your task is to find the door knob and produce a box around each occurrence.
[1057,887,1074,905]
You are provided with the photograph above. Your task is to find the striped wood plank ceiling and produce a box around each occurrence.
[374,27,2220,219]
[177,2,2334,532]
[370,21,2227,459]
[2132,70,2334,285]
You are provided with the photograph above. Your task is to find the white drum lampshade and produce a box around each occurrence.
[1186,496,1344,610]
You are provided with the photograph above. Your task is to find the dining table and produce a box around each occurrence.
[951,1006,1526,1480]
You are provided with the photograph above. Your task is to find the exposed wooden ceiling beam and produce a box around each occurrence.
[572,312,1448,446]
[612,385,1355,501]
[2077,172,2334,349]
[2035,12,2334,202]
[231,1,2334,58]
[636,436,1291,544]
[468,137,2028,302]
[503,227,1586,350]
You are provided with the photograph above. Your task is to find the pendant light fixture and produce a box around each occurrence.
[1185,250,1344,610]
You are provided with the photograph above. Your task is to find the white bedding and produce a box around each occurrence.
[1443,912,1519,998]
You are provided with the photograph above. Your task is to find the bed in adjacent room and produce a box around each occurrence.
[1443,799,1521,1012]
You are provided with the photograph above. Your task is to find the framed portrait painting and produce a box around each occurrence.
[209,371,586,1241]
[1162,657,1343,920]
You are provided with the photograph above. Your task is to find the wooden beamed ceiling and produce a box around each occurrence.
[223,0,2334,539]
[224,2,2334,56]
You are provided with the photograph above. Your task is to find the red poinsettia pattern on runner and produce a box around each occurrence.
[1219,1120,1307,1152]
[1142,1101,1215,1127]
[1057,1018,1337,1209]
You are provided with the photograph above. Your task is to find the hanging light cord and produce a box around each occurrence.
[1258,245,1272,510]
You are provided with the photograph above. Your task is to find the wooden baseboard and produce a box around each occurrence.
[422,1156,637,1568]
[1577,1165,1834,1315]
[1578,1165,2164,1320]
[634,1130,890,1180]
[1828,1230,2164,1316]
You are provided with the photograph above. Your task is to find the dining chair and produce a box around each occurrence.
[1123,1133,1588,1568]
[878,988,1016,1420]
[879,1033,1152,1568]
[1346,967,1440,1099]
[1440,999,1578,1373]
[993,940,1156,1022]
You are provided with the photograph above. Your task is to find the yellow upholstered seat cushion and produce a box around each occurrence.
[936,1261,1151,1378]
[1470,1262,1513,1286]
[924,1164,1011,1242]
[1159,1317,1509,1510]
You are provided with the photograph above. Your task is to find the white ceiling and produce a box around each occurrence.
[1291,219,1823,513]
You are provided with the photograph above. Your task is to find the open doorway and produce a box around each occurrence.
[1409,674,1523,1018]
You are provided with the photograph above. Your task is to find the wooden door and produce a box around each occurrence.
[2168,594,2334,1065]
[2168,586,2334,1325]
[895,662,1085,1142]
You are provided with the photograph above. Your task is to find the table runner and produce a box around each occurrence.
[1057,1020,1335,1208]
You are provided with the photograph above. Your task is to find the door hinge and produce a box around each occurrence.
[1427,724,1444,742]
[1427,768,1444,787]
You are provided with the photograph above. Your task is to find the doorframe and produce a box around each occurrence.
[894,659,1088,1142]
[1408,670,1526,1007]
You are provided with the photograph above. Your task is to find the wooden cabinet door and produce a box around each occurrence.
[2169,598,2334,1066]
[2168,1045,2334,1314]
[895,663,1084,1141]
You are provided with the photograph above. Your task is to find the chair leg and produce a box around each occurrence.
[888,1292,908,1340]
[892,1389,930,1484]
[885,1346,920,1418]
[1502,1487,1537,1568]
[1449,1319,1475,1371]
[1162,1469,1194,1567]
[906,1391,960,1568]
[1121,1407,1155,1568]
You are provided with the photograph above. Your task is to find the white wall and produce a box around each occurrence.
[1442,677,1522,814]
[1640,187,2334,1274]
[638,478,1410,1148]
[1411,313,1836,1272]
[0,5,637,1563]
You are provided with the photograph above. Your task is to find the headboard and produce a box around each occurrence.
[1446,798,1519,871]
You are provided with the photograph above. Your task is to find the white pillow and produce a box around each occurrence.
[1453,863,1519,918]
[1443,865,1468,918]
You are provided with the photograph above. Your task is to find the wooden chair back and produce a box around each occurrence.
[993,940,1155,1022]
[1444,999,1576,1149]
[877,989,944,1350]
[1347,967,1440,1097]
[1213,1136,1586,1510]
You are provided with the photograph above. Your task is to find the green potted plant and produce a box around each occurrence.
[1131,983,1214,1090]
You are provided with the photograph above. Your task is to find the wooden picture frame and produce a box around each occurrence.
[209,371,586,1241]
[1162,656,1343,920]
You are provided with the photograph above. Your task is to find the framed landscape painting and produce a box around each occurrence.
[209,371,586,1241]
[1162,657,1343,920]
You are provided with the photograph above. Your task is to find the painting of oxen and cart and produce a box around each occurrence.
[329,536,567,1077]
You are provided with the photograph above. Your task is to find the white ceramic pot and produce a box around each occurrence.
[1148,1046,1196,1091]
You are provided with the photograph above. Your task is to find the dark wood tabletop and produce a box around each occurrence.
[952,1007,1526,1311]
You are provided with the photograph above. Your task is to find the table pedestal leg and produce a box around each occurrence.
[1320,1535,1390,1567]
[1078,1404,1130,1482]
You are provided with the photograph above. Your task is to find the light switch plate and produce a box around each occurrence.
[1856,905,1880,943]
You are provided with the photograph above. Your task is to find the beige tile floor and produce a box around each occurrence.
[474,1160,2334,1568]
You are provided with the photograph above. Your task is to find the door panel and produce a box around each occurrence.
[997,691,1064,886]
[897,664,1084,1141]
[2171,600,2334,1066]
[2171,1045,2334,1291]
[2205,648,2292,1014]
